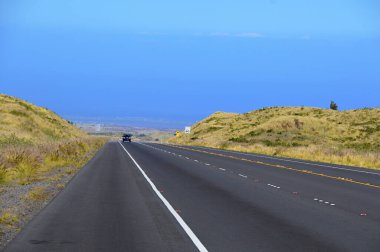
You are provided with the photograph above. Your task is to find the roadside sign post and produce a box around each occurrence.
[185,127,191,134]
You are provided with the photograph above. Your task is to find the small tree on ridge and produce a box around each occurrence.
[330,101,338,110]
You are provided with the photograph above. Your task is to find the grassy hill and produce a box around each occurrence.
[0,94,107,246]
[168,107,380,169]
[0,94,85,145]
[0,94,107,184]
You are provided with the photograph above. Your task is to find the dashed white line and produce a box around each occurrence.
[267,184,280,189]
[314,198,335,206]
[176,144,380,176]
[133,143,343,211]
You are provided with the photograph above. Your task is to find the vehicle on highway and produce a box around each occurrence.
[122,134,132,142]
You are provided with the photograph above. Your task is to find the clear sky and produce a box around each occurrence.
[1,0,379,128]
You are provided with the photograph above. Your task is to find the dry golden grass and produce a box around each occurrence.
[169,107,380,169]
[0,212,19,228]
[0,94,85,143]
[0,137,107,185]
[0,94,108,185]
[23,186,50,202]
[56,183,65,190]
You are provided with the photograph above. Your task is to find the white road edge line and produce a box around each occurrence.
[118,142,208,252]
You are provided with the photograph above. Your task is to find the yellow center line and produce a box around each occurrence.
[169,144,380,190]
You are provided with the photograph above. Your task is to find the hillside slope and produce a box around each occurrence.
[169,107,380,169]
[0,94,107,248]
[0,94,85,144]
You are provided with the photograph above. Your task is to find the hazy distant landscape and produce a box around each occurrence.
[76,123,175,142]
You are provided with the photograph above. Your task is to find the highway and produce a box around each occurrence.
[4,141,380,252]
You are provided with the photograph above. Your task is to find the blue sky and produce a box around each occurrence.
[1,1,379,128]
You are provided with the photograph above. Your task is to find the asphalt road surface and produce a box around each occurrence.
[4,141,380,252]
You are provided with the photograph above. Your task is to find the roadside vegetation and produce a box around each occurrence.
[0,94,107,247]
[0,137,106,185]
[168,106,380,169]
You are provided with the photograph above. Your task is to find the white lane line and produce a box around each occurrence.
[238,174,248,178]
[174,145,380,176]
[205,163,211,166]
[185,157,190,160]
[118,142,207,252]
[194,160,199,162]
[219,168,226,171]
[267,184,280,189]
[313,197,336,206]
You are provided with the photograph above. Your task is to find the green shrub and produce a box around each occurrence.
[229,136,249,143]
[262,140,276,146]
[9,110,28,117]
[203,117,215,123]
[205,127,222,133]
[247,129,264,137]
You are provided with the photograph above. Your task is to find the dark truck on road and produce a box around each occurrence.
[122,134,132,142]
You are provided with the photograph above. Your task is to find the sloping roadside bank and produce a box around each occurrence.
[168,107,380,170]
[0,137,108,249]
